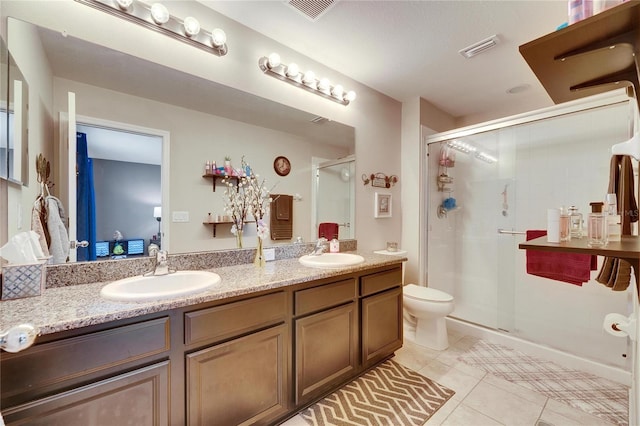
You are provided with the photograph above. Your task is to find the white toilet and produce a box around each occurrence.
[403,284,454,350]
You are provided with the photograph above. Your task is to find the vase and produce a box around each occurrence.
[236,229,243,248]
[254,236,265,267]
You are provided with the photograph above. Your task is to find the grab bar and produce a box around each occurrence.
[497,228,526,235]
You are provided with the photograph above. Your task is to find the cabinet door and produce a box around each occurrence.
[2,361,169,425]
[362,287,403,366]
[186,324,288,426]
[295,302,357,404]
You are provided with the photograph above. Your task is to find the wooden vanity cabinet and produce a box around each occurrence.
[293,278,358,404]
[0,263,405,425]
[184,291,289,426]
[0,315,172,425]
[360,267,404,367]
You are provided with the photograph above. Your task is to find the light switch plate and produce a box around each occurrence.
[264,248,275,262]
[172,211,190,222]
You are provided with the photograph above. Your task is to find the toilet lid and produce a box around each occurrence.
[404,284,453,302]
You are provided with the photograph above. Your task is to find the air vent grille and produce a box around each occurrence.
[286,0,338,21]
[311,116,328,124]
[459,35,500,59]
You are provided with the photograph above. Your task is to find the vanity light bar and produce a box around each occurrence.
[258,53,356,106]
[75,0,228,56]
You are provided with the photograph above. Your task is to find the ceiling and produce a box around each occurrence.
[198,0,569,123]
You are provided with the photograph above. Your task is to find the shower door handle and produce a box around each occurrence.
[497,228,526,235]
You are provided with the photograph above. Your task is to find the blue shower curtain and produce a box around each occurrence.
[76,132,96,261]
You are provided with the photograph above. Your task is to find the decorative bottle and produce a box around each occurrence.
[587,201,606,247]
[568,206,583,238]
[559,206,571,242]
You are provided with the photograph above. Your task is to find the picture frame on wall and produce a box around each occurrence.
[374,192,392,218]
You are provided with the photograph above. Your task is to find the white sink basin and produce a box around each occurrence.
[299,253,365,269]
[100,270,221,302]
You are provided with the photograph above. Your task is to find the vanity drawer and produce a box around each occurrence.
[360,267,402,297]
[1,317,170,403]
[185,291,286,346]
[295,279,356,316]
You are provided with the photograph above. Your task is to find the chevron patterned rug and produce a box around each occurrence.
[300,359,455,426]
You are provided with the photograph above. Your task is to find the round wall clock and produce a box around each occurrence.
[274,156,291,176]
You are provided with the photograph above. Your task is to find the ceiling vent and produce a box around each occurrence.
[459,35,500,59]
[285,0,338,21]
[311,116,329,124]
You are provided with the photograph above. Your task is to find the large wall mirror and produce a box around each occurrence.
[6,17,355,263]
[0,35,28,186]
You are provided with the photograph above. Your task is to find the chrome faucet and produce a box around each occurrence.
[145,247,174,276]
[310,237,328,256]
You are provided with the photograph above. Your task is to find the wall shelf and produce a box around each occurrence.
[519,235,640,289]
[519,1,640,108]
[203,221,254,237]
[202,174,238,192]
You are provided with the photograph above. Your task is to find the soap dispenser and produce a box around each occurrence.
[587,201,606,247]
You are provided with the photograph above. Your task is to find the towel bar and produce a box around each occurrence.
[498,228,526,235]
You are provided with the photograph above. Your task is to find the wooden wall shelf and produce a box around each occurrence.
[202,174,238,192]
[519,235,640,288]
[203,221,254,237]
[519,1,640,107]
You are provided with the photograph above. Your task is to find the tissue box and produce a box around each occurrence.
[1,258,48,300]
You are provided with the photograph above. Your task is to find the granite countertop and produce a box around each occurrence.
[0,251,406,336]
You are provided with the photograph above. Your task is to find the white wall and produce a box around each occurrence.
[1,0,403,256]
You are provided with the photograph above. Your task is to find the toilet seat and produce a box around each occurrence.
[404,284,453,302]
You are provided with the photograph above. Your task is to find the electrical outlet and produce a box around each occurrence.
[172,211,190,222]
[264,248,276,262]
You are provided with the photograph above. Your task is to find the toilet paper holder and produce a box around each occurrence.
[604,313,637,341]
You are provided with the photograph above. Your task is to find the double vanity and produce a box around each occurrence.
[0,248,405,425]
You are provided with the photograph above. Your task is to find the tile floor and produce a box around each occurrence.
[281,330,627,426]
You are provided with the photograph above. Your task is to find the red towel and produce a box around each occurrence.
[318,222,339,239]
[526,230,597,286]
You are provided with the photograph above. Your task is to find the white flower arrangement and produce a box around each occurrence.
[221,157,277,242]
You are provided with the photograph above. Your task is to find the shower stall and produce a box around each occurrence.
[422,89,636,376]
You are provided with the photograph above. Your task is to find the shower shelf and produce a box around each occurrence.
[519,236,640,290]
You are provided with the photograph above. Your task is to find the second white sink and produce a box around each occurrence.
[100,270,221,302]
[299,253,365,269]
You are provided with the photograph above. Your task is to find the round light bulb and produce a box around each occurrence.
[302,70,316,85]
[318,78,331,92]
[116,0,133,10]
[331,84,344,98]
[150,3,170,25]
[211,28,227,47]
[267,53,281,68]
[344,90,357,102]
[286,63,299,78]
[183,17,200,37]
